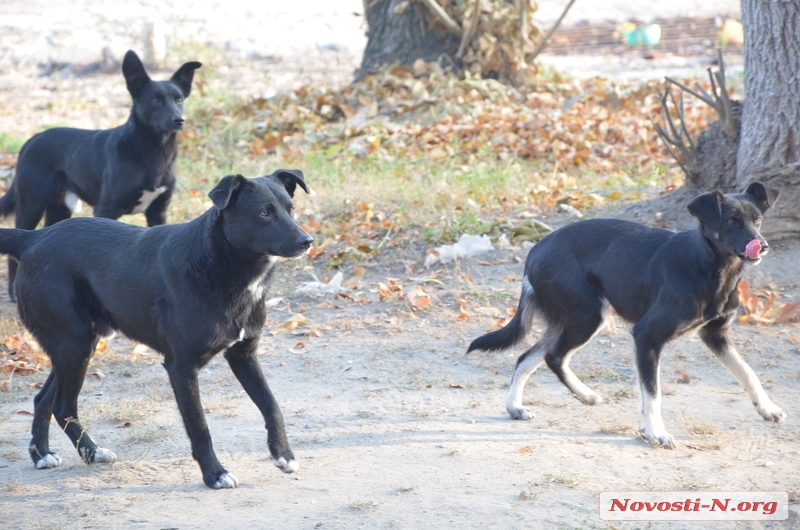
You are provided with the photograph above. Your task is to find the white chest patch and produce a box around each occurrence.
[64,191,83,213]
[132,186,168,214]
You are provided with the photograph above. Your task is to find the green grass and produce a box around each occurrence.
[0,133,25,153]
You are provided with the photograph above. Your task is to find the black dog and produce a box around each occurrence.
[468,183,785,448]
[0,170,312,488]
[0,50,201,299]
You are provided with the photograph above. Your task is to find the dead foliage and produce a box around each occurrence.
[738,279,800,325]
[226,67,703,178]
[0,334,48,388]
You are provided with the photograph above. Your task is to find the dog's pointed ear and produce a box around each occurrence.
[122,50,151,98]
[687,190,724,227]
[170,61,202,98]
[744,182,780,212]
[209,175,247,210]
[268,169,310,198]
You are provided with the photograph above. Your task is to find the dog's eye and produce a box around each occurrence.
[726,218,738,226]
[151,97,162,106]
[176,97,184,104]
[259,210,270,218]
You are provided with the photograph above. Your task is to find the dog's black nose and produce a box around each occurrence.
[172,115,185,126]
[298,234,313,250]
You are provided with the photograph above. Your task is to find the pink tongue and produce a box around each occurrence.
[745,239,762,259]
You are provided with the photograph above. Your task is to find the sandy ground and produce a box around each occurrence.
[1,1,798,529]
[0,243,798,530]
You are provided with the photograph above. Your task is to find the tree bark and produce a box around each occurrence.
[356,0,461,82]
[737,0,800,238]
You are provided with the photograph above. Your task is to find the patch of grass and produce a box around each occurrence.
[0,133,25,153]
[95,398,161,423]
[599,422,637,435]
[127,425,170,445]
[683,415,722,439]
[168,85,669,247]
[542,472,586,488]
[3,476,27,494]
[348,499,378,511]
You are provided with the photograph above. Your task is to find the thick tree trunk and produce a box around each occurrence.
[737,0,800,239]
[356,0,460,82]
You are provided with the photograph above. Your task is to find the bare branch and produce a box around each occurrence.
[457,0,481,59]
[666,50,736,134]
[665,76,716,107]
[420,0,462,35]
[714,50,736,133]
[653,86,697,176]
[528,0,578,62]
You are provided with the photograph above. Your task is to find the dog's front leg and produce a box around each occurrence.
[633,322,676,449]
[144,187,173,227]
[699,320,786,422]
[163,360,238,489]
[224,339,298,474]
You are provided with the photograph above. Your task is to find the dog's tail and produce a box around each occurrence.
[0,181,15,218]
[0,228,34,259]
[467,283,535,354]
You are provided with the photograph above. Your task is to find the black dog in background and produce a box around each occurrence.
[0,50,201,299]
[0,170,312,489]
[469,183,785,448]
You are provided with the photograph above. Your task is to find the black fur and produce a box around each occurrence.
[468,183,786,448]
[0,50,201,299]
[0,171,312,489]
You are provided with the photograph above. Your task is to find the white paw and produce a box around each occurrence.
[35,452,62,469]
[756,401,787,422]
[578,390,603,406]
[212,472,239,489]
[643,429,676,449]
[273,457,299,473]
[92,448,117,463]
[508,406,534,421]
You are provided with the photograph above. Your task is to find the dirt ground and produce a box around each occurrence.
[0,239,798,530]
[1,1,799,529]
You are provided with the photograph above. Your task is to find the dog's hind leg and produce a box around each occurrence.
[699,318,786,422]
[29,371,62,469]
[506,328,558,420]
[544,305,606,406]
[224,339,298,473]
[163,358,238,489]
[50,335,116,465]
[44,201,73,226]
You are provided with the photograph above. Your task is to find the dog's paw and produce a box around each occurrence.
[34,452,63,469]
[210,472,239,489]
[91,447,117,463]
[642,430,676,449]
[273,456,299,474]
[756,401,787,423]
[578,390,603,406]
[508,406,534,421]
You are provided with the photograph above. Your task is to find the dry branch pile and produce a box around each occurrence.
[419,0,542,82]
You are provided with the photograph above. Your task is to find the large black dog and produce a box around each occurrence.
[469,183,785,448]
[0,170,312,489]
[0,50,201,299]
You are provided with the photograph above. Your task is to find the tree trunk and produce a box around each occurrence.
[736,0,800,239]
[356,0,461,82]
